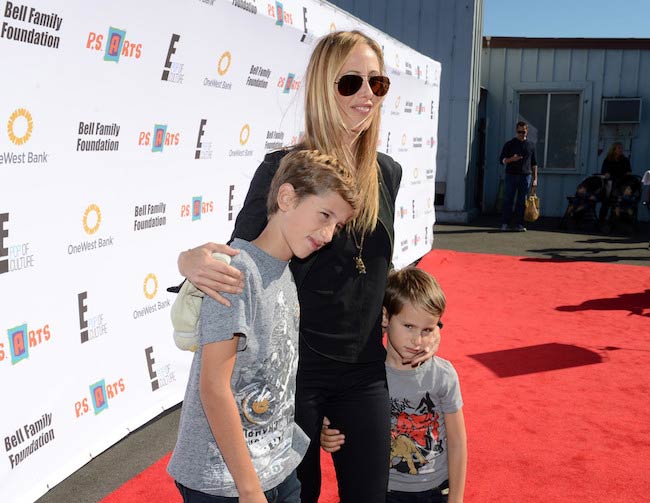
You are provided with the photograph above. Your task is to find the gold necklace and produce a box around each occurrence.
[351,231,366,274]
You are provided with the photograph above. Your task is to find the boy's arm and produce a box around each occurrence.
[444,408,467,503]
[320,416,345,453]
[200,338,266,503]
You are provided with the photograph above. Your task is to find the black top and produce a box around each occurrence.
[499,137,537,175]
[231,149,402,364]
[601,156,632,184]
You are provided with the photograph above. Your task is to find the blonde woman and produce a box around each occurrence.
[177,31,439,502]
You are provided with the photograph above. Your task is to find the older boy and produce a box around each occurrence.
[322,267,467,502]
[168,150,360,503]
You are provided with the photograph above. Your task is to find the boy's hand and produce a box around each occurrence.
[320,416,345,453]
[404,324,441,367]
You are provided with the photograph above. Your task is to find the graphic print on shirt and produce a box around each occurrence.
[232,290,299,479]
[389,392,444,476]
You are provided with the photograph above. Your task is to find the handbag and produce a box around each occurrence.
[524,186,540,222]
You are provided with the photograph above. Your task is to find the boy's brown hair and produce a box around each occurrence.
[384,267,446,318]
[267,149,360,216]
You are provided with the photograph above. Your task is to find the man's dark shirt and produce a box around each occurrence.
[500,138,537,175]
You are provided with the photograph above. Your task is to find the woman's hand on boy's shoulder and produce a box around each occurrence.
[178,242,243,306]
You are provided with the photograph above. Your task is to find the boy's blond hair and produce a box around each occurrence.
[267,149,360,216]
[384,267,446,319]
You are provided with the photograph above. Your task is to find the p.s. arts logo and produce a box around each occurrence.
[416,102,426,115]
[398,206,408,219]
[73,377,126,418]
[161,33,184,84]
[85,27,142,62]
[232,0,257,14]
[195,119,213,160]
[426,136,436,148]
[2,322,51,366]
[277,73,300,93]
[67,204,114,255]
[145,346,176,392]
[229,124,253,157]
[76,121,120,152]
[204,51,233,90]
[2,109,48,165]
[137,124,180,152]
[0,212,35,275]
[1,3,63,49]
[267,1,293,26]
[133,273,171,320]
[181,196,214,221]
[246,64,271,89]
[134,202,167,232]
[77,291,108,344]
[4,412,56,470]
[412,234,422,247]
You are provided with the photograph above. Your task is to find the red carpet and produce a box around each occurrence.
[102,250,650,502]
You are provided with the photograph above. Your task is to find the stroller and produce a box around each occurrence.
[559,174,606,231]
[605,174,642,235]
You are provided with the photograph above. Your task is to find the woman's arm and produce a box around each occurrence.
[178,244,243,306]
[200,339,267,503]
[445,409,467,503]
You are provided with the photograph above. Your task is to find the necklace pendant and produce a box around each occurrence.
[354,255,366,274]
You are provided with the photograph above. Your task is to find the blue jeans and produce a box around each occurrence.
[502,173,532,226]
[386,480,449,503]
[174,470,301,503]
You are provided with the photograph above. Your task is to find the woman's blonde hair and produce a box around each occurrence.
[301,30,386,233]
[606,142,624,161]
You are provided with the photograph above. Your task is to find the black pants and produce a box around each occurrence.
[295,344,391,503]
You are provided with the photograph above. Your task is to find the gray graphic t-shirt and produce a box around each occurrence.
[168,239,309,496]
[387,357,463,492]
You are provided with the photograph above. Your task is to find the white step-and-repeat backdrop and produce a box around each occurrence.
[0,0,440,501]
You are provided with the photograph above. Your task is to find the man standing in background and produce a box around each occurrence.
[499,121,538,231]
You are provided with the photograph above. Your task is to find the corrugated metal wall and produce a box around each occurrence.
[481,43,650,217]
[327,0,483,216]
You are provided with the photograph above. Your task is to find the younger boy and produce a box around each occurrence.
[321,267,467,502]
[168,150,360,502]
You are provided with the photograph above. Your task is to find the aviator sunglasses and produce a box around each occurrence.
[335,74,391,97]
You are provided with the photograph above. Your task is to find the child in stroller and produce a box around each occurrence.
[606,174,643,234]
[559,174,606,230]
